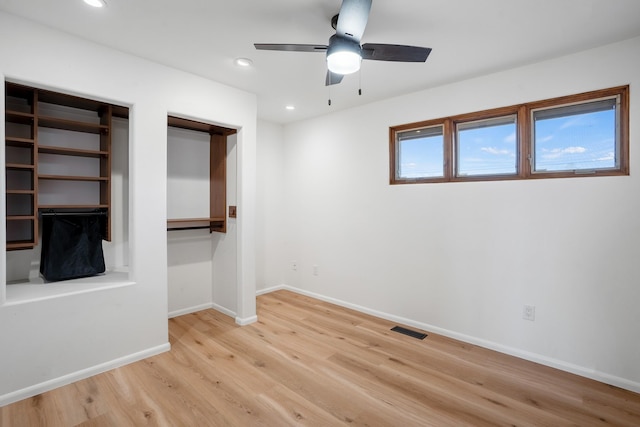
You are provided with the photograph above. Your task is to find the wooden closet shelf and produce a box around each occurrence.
[6,241,37,250]
[39,204,109,210]
[38,175,109,182]
[38,146,109,158]
[6,215,36,221]
[5,110,34,125]
[5,136,35,146]
[6,190,35,195]
[6,163,35,170]
[38,116,109,134]
[167,217,226,224]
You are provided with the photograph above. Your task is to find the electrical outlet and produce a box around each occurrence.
[291,261,297,271]
[523,305,536,321]
[313,265,319,276]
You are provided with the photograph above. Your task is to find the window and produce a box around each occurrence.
[456,115,517,177]
[532,97,619,173]
[389,86,628,184]
[396,125,444,180]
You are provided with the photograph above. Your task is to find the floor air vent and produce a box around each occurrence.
[391,326,427,340]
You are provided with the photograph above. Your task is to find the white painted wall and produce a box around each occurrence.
[166,126,214,316]
[274,36,640,392]
[212,136,238,315]
[0,12,257,405]
[256,120,286,290]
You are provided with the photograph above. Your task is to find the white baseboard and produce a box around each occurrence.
[259,285,640,394]
[256,285,285,296]
[236,315,258,326]
[169,302,237,320]
[168,303,213,318]
[0,343,170,408]
[212,302,236,319]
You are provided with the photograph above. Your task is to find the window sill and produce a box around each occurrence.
[3,268,134,306]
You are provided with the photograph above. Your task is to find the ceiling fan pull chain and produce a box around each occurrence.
[359,68,362,96]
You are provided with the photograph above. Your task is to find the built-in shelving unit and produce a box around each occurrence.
[166,116,236,233]
[5,83,37,250]
[4,82,126,250]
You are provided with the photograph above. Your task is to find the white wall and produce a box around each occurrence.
[274,36,640,392]
[0,12,257,405]
[256,120,286,290]
[212,136,238,314]
[166,127,214,316]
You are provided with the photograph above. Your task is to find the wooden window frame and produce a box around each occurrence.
[390,86,629,185]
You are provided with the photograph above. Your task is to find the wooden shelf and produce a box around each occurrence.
[168,116,236,136]
[5,110,34,125]
[7,241,37,251]
[5,136,35,147]
[6,163,35,170]
[38,115,109,134]
[6,215,36,221]
[167,217,225,224]
[38,174,109,182]
[167,217,226,232]
[39,204,108,210]
[6,190,35,195]
[38,145,108,158]
[5,82,127,249]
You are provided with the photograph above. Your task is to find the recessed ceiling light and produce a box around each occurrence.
[234,58,253,68]
[285,105,295,111]
[83,0,106,7]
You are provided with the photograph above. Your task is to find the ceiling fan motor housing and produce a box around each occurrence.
[326,34,362,75]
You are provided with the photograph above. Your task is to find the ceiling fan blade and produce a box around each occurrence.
[335,0,372,43]
[361,43,432,62]
[325,71,344,86]
[254,43,328,53]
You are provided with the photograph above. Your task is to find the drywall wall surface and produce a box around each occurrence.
[279,36,640,391]
[212,135,238,316]
[256,120,286,291]
[166,127,213,316]
[0,11,257,404]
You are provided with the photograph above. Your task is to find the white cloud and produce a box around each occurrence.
[481,147,511,156]
[542,146,586,159]
[597,152,615,161]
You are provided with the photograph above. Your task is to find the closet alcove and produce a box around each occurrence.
[3,81,130,293]
[166,115,238,318]
[166,115,235,232]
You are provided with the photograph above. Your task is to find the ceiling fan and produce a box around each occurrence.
[254,0,432,86]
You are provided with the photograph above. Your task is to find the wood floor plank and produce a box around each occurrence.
[2,289,640,426]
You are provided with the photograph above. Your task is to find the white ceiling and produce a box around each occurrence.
[1,0,639,124]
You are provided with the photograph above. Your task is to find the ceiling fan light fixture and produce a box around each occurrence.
[326,35,361,75]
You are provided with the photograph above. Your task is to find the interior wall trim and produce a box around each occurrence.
[0,343,170,408]
[168,303,214,319]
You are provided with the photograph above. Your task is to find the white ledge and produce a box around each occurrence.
[3,269,134,306]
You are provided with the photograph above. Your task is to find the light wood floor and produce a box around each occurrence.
[2,290,640,426]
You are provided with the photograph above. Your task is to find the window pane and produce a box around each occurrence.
[456,116,517,176]
[397,126,444,179]
[533,98,617,172]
